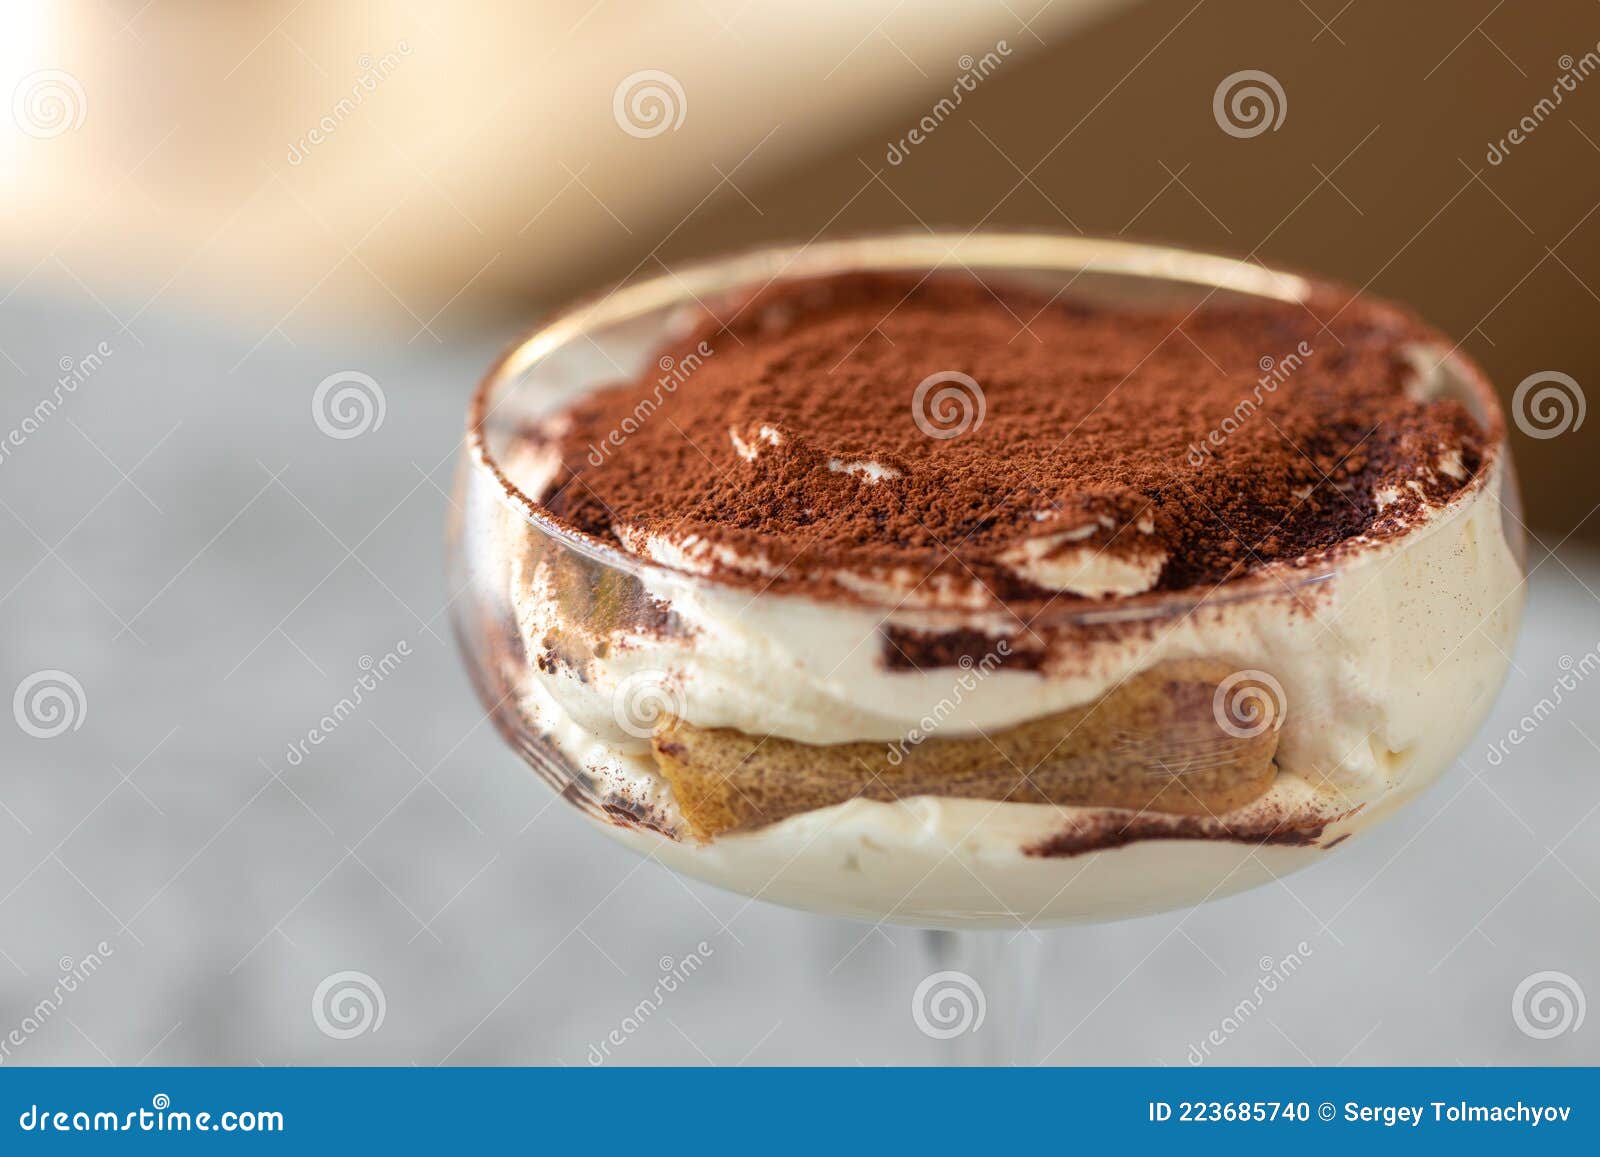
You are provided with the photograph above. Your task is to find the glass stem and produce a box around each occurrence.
[919,929,1044,1065]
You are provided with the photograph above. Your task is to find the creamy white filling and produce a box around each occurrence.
[618,527,785,579]
[997,532,1167,597]
[827,457,900,482]
[1375,480,1426,511]
[728,424,783,461]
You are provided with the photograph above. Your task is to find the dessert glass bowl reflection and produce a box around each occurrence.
[449,233,1525,929]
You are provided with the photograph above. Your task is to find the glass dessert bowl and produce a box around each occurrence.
[449,232,1525,930]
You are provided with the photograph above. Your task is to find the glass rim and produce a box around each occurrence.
[465,229,1508,623]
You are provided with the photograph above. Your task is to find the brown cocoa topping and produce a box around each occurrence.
[525,272,1491,606]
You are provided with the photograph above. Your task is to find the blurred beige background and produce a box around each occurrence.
[4,0,1597,535]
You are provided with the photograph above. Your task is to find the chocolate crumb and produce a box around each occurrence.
[881,625,1047,671]
[1026,812,1331,857]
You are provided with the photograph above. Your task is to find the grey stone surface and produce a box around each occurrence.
[1,290,1597,1066]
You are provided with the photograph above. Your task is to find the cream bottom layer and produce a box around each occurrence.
[591,770,1433,929]
[518,551,1518,927]
[527,630,1511,927]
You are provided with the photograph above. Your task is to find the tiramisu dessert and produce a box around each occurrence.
[454,239,1524,927]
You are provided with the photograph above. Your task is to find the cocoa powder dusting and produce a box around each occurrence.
[524,272,1491,606]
